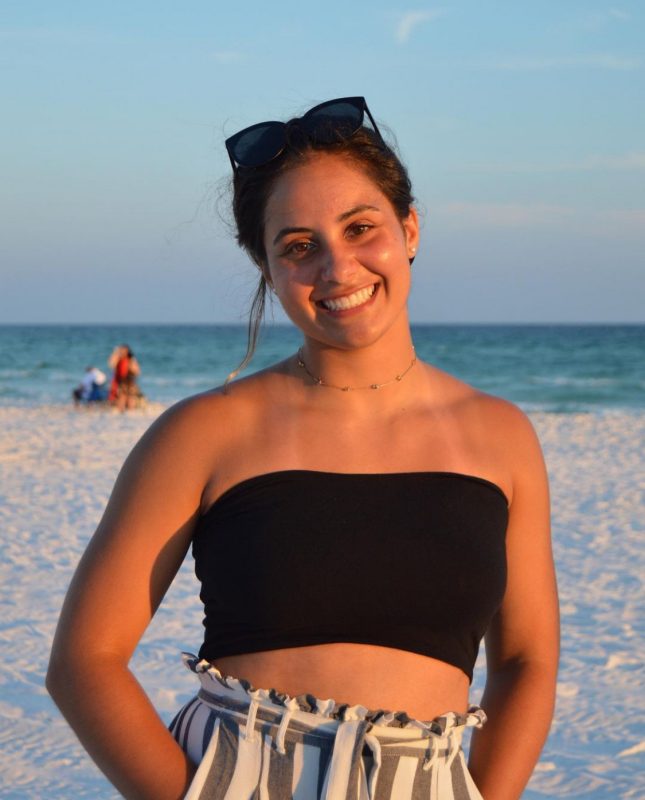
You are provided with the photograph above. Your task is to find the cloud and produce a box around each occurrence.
[395,9,445,44]
[0,27,60,40]
[211,51,245,64]
[430,202,645,237]
[477,54,640,71]
[585,8,630,28]
[457,152,645,175]
[0,27,107,44]
[432,202,573,229]
[601,209,645,234]
[573,153,645,170]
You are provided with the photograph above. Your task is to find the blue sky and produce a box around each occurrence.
[1,1,643,323]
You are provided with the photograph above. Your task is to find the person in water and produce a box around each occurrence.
[47,97,559,799]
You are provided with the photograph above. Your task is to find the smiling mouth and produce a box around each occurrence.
[318,284,377,312]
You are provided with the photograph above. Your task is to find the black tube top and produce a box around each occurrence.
[192,470,509,681]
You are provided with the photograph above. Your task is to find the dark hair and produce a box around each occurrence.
[228,123,414,381]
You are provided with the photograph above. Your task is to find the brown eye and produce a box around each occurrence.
[284,240,316,257]
[346,223,373,239]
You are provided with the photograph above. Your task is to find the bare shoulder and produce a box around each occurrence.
[142,361,288,442]
[474,391,547,488]
[90,365,288,555]
[474,390,542,454]
[470,396,549,522]
[429,363,540,443]
[130,361,291,480]
[424,364,547,503]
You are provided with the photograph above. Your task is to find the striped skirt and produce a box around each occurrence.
[170,654,485,799]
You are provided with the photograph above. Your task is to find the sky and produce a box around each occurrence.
[1,1,643,324]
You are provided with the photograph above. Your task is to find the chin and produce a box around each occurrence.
[307,326,390,352]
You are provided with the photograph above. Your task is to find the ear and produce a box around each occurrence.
[401,207,420,260]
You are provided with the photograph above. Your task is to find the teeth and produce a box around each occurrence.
[321,285,375,311]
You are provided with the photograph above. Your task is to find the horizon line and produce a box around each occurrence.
[1,321,643,328]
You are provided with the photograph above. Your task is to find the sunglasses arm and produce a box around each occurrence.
[364,105,384,143]
[226,149,239,175]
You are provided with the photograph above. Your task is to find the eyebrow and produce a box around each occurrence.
[338,204,380,222]
[272,226,312,246]
[271,205,381,246]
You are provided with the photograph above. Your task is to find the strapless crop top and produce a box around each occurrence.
[192,470,509,681]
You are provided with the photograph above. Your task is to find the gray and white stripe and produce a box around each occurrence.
[169,655,485,800]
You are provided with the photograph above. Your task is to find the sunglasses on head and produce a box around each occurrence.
[225,96,384,174]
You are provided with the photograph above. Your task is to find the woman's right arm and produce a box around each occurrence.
[47,398,217,799]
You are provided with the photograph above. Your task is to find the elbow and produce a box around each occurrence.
[46,640,82,706]
[490,654,559,684]
[486,656,559,713]
[489,631,560,688]
[46,641,129,705]
[45,647,68,704]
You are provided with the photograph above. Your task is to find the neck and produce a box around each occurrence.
[299,327,417,394]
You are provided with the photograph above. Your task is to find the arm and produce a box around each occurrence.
[468,406,559,799]
[108,347,121,369]
[47,398,216,799]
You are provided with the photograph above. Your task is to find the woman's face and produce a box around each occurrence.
[262,153,419,351]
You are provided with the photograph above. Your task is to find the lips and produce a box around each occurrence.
[318,284,376,312]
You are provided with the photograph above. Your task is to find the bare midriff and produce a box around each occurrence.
[212,642,470,721]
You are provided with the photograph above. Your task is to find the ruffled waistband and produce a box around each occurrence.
[181,652,486,738]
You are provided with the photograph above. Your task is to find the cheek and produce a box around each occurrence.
[268,269,311,312]
[268,258,318,290]
[369,234,409,272]
[265,259,288,293]
[370,241,412,296]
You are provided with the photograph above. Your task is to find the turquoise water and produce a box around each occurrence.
[1,324,643,411]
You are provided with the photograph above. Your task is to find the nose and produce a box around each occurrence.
[319,241,358,284]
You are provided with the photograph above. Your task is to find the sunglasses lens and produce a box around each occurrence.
[301,99,363,143]
[229,123,286,168]
[226,98,376,171]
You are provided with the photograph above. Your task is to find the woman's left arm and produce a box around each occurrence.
[468,404,559,799]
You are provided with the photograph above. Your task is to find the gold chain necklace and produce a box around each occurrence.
[296,348,416,391]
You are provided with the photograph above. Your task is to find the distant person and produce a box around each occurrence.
[108,344,142,412]
[72,366,107,406]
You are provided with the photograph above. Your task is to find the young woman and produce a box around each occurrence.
[47,97,559,799]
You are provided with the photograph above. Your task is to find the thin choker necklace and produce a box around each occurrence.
[296,348,417,391]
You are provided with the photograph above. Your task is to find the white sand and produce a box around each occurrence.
[0,405,643,798]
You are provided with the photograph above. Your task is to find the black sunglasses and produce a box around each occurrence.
[225,96,384,173]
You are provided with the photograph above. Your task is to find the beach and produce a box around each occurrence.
[0,402,643,798]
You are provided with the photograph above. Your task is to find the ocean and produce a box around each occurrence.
[1,323,644,411]
[0,323,643,798]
